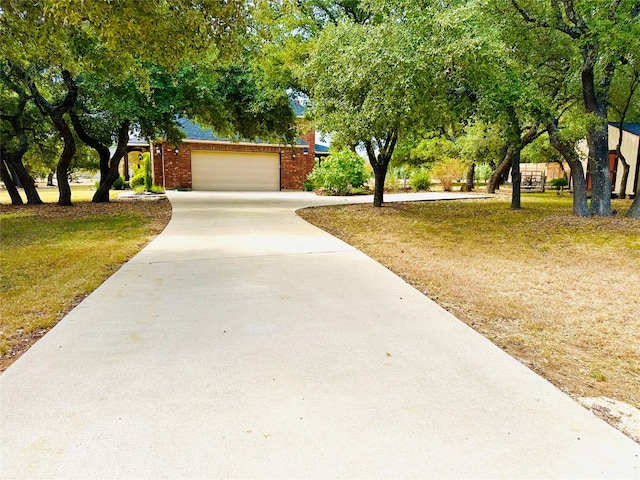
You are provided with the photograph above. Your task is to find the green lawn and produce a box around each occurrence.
[1,184,119,204]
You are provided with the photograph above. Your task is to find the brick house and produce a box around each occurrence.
[150,117,317,191]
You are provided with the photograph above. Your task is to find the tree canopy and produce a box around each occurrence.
[2,0,639,217]
[1,0,297,205]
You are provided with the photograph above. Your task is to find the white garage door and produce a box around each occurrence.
[191,150,280,191]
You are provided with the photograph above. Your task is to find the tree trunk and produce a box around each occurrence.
[25,69,77,206]
[463,162,475,192]
[547,121,590,217]
[373,168,386,207]
[4,156,42,204]
[487,151,513,193]
[0,159,24,205]
[93,179,112,203]
[53,118,76,206]
[71,113,130,203]
[569,161,590,217]
[586,125,612,216]
[94,122,129,202]
[581,48,612,216]
[617,154,630,200]
[93,169,120,203]
[510,148,521,210]
[364,134,397,208]
[0,90,42,204]
[627,193,640,218]
[70,111,111,199]
[627,166,640,218]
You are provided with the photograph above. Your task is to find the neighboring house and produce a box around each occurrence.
[508,162,569,186]
[578,123,640,197]
[608,123,640,197]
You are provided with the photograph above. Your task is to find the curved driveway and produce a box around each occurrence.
[1,191,638,479]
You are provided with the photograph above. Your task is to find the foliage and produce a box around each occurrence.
[475,163,493,183]
[0,0,298,205]
[388,165,412,190]
[410,169,432,192]
[111,177,127,191]
[384,174,401,192]
[306,150,369,194]
[305,10,442,206]
[458,121,507,168]
[431,158,466,191]
[550,177,569,192]
[0,1,248,80]
[129,172,145,190]
[412,135,460,166]
[143,153,153,192]
[521,134,564,164]
[496,0,640,216]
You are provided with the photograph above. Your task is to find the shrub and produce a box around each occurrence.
[111,176,127,190]
[550,177,569,192]
[475,163,492,183]
[431,158,465,191]
[150,185,165,194]
[384,173,401,191]
[307,150,369,195]
[95,176,127,190]
[389,165,411,191]
[411,169,432,191]
[143,153,153,192]
[129,172,145,189]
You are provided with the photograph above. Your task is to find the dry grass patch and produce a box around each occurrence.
[298,194,640,412]
[0,197,172,371]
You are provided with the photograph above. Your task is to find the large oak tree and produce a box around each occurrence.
[0,0,249,205]
[508,0,640,216]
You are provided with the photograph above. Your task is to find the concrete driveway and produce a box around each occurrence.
[1,191,638,479]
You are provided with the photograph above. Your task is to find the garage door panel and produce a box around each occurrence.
[191,151,280,191]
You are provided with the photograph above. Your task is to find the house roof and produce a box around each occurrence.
[315,144,330,155]
[177,117,308,146]
[290,98,306,117]
[127,135,149,147]
[610,123,640,136]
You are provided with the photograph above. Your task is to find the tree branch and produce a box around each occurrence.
[609,0,623,19]
[363,140,377,166]
[510,0,539,24]
[511,0,583,38]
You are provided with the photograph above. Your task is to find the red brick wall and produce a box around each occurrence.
[152,143,192,190]
[152,131,317,190]
[300,127,316,159]
[281,147,314,189]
